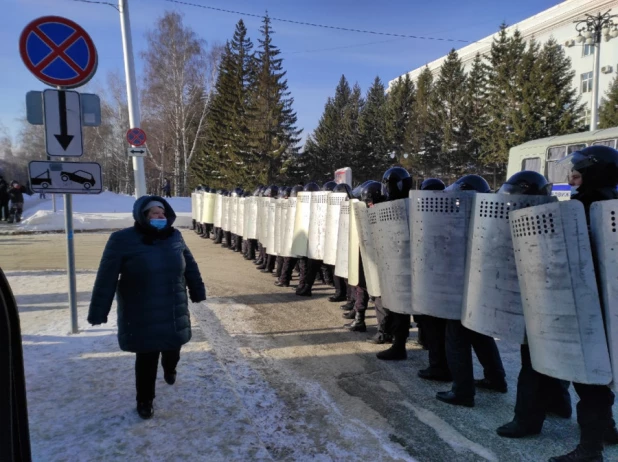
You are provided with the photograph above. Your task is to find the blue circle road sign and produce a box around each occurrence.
[126,128,147,147]
[19,16,98,88]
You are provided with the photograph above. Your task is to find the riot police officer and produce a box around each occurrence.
[342,181,383,332]
[229,187,244,252]
[297,181,336,296]
[200,186,213,239]
[257,185,279,273]
[495,171,573,439]
[245,186,264,260]
[376,167,413,361]
[214,189,227,244]
[328,183,353,303]
[411,178,452,378]
[276,185,305,287]
[273,187,292,280]
[295,182,320,296]
[436,174,507,406]
[546,146,618,462]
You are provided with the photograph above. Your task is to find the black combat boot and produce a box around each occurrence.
[339,301,354,311]
[548,445,603,462]
[496,419,542,438]
[345,311,366,332]
[342,310,356,320]
[376,333,407,361]
[367,332,393,344]
[296,285,312,297]
[137,400,154,419]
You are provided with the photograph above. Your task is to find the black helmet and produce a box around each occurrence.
[559,145,618,189]
[257,186,267,197]
[282,187,292,199]
[333,183,352,198]
[290,185,304,197]
[244,191,251,197]
[231,187,243,197]
[322,181,337,191]
[382,167,412,200]
[264,185,279,198]
[304,182,320,192]
[421,178,445,191]
[204,186,211,193]
[196,185,204,191]
[446,174,491,193]
[360,181,384,206]
[352,180,372,199]
[223,190,230,197]
[498,171,552,196]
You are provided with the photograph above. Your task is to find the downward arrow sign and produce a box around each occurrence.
[54,91,74,151]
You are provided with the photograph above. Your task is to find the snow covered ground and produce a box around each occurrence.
[5,192,192,233]
[9,270,409,461]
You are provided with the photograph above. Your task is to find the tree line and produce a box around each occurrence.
[301,25,618,188]
[3,17,618,194]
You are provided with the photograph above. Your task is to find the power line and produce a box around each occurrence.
[164,0,475,44]
[284,38,408,55]
[70,0,119,11]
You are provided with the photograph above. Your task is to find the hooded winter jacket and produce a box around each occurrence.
[88,195,206,353]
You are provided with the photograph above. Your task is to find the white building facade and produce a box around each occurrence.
[389,0,618,127]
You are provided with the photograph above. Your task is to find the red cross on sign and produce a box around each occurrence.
[126,128,147,147]
[19,16,98,88]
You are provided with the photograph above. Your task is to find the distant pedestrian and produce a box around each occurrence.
[0,176,9,221]
[39,192,46,199]
[7,181,27,224]
[162,178,172,198]
[88,195,206,420]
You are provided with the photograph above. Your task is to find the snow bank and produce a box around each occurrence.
[10,192,192,232]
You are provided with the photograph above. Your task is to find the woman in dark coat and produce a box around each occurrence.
[88,195,206,419]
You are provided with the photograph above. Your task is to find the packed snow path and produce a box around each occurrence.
[2,231,618,461]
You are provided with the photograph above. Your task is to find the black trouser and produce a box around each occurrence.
[8,202,23,223]
[354,285,369,313]
[322,264,334,285]
[303,258,322,289]
[333,274,347,298]
[264,254,276,272]
[224,231,232,247]
[192,219,196,230]
[234,234,242,252]
[0,200,8,220]
[297,257,308,287]
[257,243,266,262]
[446,320,505,399]
[574,383,615,452]
[247,239,257,259]
[374,296,390,334]
[280,257,298,284]
[275,256,284,277]
[514,344,571,427]
[422,315,449,372]
[214,227,222,243]
[135,349,181,402]
[376,296,410,347]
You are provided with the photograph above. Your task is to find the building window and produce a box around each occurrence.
[583,108,591,127]
[522,157,542,173]
[583,44,595,56]
[594,139,617,148]
[581,72,593,93]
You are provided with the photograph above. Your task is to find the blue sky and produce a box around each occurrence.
[2,0,562,145]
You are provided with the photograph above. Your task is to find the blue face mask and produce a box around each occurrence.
[150,218,167,230]
[570,186,579,196]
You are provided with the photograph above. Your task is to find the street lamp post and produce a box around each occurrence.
[574,10,618,132]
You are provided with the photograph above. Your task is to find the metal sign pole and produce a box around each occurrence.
[64,192,78,334]
[119,0,147,198]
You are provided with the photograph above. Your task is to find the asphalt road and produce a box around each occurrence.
[2,230,618,461]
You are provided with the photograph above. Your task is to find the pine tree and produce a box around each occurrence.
[429,49,469,181]
[535,37,583,136]
[303,75,358,182]
[386,75,416,172]
[357,77,390,182]
[414,67,437,177]
[253,14,302,185]
[481,25,527,181]
[600,75,618,129]
[465,53,490,174]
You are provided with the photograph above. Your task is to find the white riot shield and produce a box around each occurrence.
[266,199,276,253]
[591,199,618,389]
[199,192,208,224]
[511,200,612,384]
[274,200,284,255]
[348,199,361,286]
[191,193,198,221]
[204,193,216,224]
[230,196,238,235]
[370,199,412,314]
[214,194,223,228]
[307,192,329,260]
[258,197,270,243]
[354,202,381,297]
[462,193,558,344]
[281,197,297,257]
[409,190,475,319]
[291,192,311,257]
[221,196,230,232]
[334,201,350,278]
[245,196,258,239]
[324,193,347,265]
[195,192,204,224]
[237,198,245,237]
